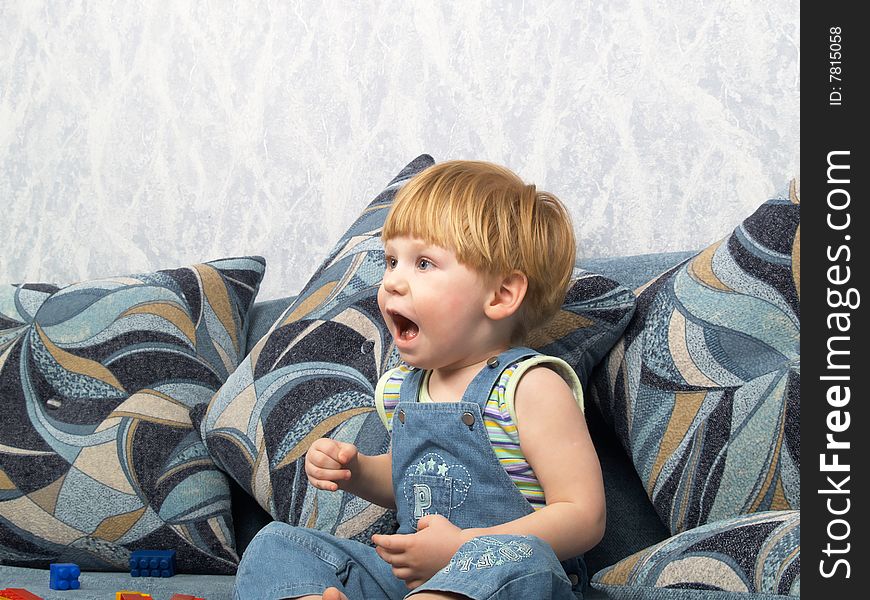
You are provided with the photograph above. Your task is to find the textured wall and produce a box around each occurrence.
[1,1,799,300]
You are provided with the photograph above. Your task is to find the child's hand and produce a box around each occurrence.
[372,514,465,589]
[305,438,359,492]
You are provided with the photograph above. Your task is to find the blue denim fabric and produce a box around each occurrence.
[415,534,577,599]
[233,522,408,599]
[234,347,587,599]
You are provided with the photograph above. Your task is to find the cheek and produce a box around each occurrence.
[376,286,388,318]
[436,294,478,323]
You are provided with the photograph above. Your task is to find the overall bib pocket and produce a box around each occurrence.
[404,474,453,528]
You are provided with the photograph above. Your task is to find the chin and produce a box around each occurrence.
[396,349,432,370]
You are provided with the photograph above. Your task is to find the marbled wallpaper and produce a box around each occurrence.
[1,0,799,300]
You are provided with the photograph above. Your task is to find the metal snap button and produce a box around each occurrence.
[461,412,475,429]
[398,409,406,424]
[486,357,499,368]
[569,574,580,586]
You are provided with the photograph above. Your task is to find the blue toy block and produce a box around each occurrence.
[49,563,81,590]
[129,549,176,577]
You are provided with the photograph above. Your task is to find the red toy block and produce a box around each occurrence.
[115,593,153,600]
[0,588,44,600]
[170,595,205,600]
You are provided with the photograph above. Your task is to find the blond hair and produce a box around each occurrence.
[382,160,576,341]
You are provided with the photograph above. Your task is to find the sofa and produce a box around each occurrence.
[0,156,799,600]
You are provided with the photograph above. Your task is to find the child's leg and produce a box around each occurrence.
[233,522,408,600]
[408,535,580,600]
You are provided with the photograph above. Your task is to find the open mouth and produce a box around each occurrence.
[389,311,419,341]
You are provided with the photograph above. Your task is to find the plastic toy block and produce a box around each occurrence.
[115,593,153,600]
[129,549,176,577]
[49,563,81,590]
[0,588,44,600]
[169,595,205,600]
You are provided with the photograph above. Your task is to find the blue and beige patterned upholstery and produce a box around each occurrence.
[0,257,265,573]
[591,181,800,535]
[196,156,435,543]
[592,511,800,598]
[530,268,636,392]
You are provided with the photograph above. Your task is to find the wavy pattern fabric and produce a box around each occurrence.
[590,181,800,535]
[530,268,636,391]
[0,257,265,574]
[198,154,638,544]
[197,156,435,543]
[1,284,60,354]
[592,511,800,597]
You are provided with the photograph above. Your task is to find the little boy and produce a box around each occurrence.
[234,161,605,599]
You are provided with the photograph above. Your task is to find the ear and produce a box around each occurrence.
[484,270,528,321]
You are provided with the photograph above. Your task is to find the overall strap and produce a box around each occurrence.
[396,347,540,410]
[460,346,539,412]
[398,366,427,405]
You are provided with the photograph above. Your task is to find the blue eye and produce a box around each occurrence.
[417,258,431,270]
[386,256,397,269]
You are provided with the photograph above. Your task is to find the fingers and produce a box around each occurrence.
[372,533,408,552]
[310,439,356,465]
[335,442,358,465]
[372,535,425,589]
[415,513,450,530]
[307,474,347,492]
[390,566,415,583]
[305,439,358,490]
[309,450,345,471]
[374,544,407,566]
[375,548,413,582]
[306,457,351,479]
[373,534,411,567]
[306,455,351,491]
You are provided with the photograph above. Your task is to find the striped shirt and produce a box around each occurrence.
[375,356,584,510]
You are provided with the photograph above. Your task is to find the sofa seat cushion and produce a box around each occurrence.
[591,181,800,534]
[592,510,800,599]
[0,564,235,599]
[0,257,265,574]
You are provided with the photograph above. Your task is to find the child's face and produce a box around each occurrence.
[378,236,499,371]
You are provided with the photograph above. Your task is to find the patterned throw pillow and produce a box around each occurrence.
[590,181,800,534]
[196,156,435,542]
[0,257,266,574]
[1,284,61,354]
[198,155,638,543]
[530,268,636,392]
[592,511,800,598]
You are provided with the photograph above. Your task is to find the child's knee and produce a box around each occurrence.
[416,534,571,598]
[449,534,558,571]
[245,523,340,565]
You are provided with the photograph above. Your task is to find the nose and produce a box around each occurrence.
[381,265,408,295]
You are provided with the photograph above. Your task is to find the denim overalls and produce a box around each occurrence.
[234,347,587,599]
